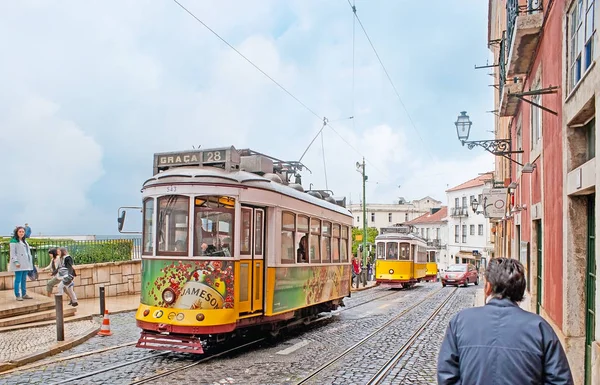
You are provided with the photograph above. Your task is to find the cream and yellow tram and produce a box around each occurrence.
[374,226,427,288]
[121,146,353,353]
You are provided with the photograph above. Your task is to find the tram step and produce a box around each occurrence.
[136,331,204,354]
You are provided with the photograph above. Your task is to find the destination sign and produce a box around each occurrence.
[153,146,239,175]
[156,151,203,167]
[381,226,411,234]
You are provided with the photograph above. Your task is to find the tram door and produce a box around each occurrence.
[239,206,265,314]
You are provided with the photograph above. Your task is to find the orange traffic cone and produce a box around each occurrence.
[98,309,113,336]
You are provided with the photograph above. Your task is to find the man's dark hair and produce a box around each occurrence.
[485,257,526,302]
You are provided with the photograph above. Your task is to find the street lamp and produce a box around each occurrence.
[455,111,472,143]
[454,111,524,166]
[471,197,491,216]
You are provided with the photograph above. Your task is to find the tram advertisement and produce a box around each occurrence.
[141,259,234,309]
[272,265,351,313]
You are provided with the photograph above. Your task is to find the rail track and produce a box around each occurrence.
[36,284,430,384]
[294,286,456,385]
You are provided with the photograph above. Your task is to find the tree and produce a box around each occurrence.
[351,227,379,256]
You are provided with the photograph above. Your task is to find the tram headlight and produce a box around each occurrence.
[389,269,394,274]
[162,288,176,305]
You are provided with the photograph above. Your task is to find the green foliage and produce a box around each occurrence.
[351,227,379,256]
[0,238,134,272]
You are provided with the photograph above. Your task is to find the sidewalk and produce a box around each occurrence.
[0,292,140,373]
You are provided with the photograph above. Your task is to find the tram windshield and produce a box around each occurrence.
[386,242,398,260]
[194,196,235,257]
[399,243,411,261]
[156,195,189,255]
[376,242,385,259]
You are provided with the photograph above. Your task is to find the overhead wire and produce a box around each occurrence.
[172,0,386,175]
[346,0,434,162]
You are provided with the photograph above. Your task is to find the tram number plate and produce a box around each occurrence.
[203,150,225,163]
[166,185,177,193]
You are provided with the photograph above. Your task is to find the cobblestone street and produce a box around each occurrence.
[0,283,479,385]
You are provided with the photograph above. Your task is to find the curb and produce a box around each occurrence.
[0,321,101,373]
[351,283,379,292]
[0,314,95,333]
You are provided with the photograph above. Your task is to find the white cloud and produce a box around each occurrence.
[0,0,492,234]
[0,94,104,234]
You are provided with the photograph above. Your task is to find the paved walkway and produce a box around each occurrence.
[0,293,140,372]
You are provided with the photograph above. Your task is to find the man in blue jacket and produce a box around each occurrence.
[437,257,573,384]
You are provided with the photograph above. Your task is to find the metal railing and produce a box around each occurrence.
[451,207,469,217]
[499,31,507,96]
[506,0,543,61]
[0,237,142,272]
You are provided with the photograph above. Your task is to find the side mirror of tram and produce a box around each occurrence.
[117,210,126,232]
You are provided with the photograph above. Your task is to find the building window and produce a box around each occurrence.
[462,225,467,243]
[569,0,595,91]
[388,213,392,223]
[470,225,475,235]
[455,225,459,243]
[371,213,375,222]
[461,197,467,208]
[436,228,440,239]
[478,224,484,236]
[405,213,409,222]
[356,216,360,223]
[469,195,475,206]
[586,118,596,160]
[426,228,430,240]
[531,82,542,150]
[454,198,459,208]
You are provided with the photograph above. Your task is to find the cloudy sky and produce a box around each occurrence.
[1,0,495,236]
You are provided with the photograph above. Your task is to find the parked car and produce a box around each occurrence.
[441,263,479,287]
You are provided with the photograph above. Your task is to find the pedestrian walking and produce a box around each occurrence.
[24,223,31,239]
[9,226,33,301]
[437,257,573,384]
[57,247,78,307]
[41,248,62,297]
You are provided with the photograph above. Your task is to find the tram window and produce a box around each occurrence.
[142,198,154,255]
[156,195,189,255]
[281,212,296,264]
[310,218,321,263]
[321,221,332,262]
[377,243,385,259]
[399,243,411,261]
[332,224,340,262]
[254,209,264,255]
[386,242,399,260]
[340,226,349,262]
[193,196,235,257]
[241,208,252,255]
[297,215,309,232]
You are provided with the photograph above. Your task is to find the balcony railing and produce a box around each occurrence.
[505,0,543,76]
[498,31,507,97]
[427,239,442,248]
[451,207,469,217]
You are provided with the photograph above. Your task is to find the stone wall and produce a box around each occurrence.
[0,260,141,300]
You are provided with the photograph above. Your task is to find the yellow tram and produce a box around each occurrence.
[119,146,353,353]
[425,250,438,282]
[374,226,428,288]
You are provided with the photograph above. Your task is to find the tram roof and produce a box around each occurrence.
[375,233,425,242]
[142,166,352,217]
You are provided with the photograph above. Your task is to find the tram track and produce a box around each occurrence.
[365,287,457,385]
[294,286,456,385]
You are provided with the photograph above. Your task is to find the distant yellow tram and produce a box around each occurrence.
[375,226,428,288]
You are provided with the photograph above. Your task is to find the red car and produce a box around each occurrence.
[441,263,479,287]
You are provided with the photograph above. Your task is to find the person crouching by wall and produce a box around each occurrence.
[42,248,62,297]
[9,226,34,301]
[57,247,78,307]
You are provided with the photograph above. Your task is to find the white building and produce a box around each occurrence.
[406,206,450,271]
[445,173,494,269]
[348,196,442,233]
